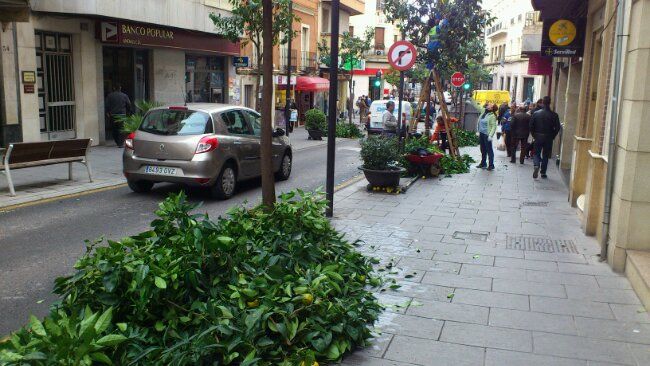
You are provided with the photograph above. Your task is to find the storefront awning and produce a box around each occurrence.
[531,0,587,19]
[0,0,30,22]
[296,76,329,92]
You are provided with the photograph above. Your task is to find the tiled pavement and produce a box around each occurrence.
[333,146,650,366]
[0,127,328,209]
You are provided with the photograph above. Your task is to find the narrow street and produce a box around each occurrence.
[0,138,362,335]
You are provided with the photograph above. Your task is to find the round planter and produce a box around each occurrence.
[359,167,405,187]
[307,129,324,140]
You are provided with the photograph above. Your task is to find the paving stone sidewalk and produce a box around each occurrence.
[333,146,650,366]
[0,127,328,209]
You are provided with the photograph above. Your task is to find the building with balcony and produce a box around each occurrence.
[349,0,400,102]
[482,0,549,104]
[0,0,241,146]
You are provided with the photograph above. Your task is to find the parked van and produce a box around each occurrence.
[367,100,413,134]
[472,90,511,106]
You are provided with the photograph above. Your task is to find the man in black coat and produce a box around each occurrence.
[530,96,561,179]
[509,106,531,164]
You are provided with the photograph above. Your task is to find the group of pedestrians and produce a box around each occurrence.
[476,95,561,179]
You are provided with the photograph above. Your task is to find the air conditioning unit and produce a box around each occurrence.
[375,50,384,56]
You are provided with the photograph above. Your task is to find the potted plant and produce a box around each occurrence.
[305,109,327,140]
[359,136,405,187]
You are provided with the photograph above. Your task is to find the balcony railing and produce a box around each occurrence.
[279,48,298,72]
[525,11,542,28]
[486,22,507,37]
[300,51,318,73]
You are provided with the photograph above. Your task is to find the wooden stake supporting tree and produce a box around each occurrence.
[433,69,459,158]
[411,72,433,134]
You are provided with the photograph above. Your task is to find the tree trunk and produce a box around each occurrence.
[348,68,354,125]
[260,0,276,207]
[255,48,262,112]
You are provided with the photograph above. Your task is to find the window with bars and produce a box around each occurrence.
[35,31,75,135]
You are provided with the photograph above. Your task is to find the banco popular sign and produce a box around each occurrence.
[541,18,586,57]
[97,20,239,55]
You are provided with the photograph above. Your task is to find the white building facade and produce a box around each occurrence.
[482,0,550,103]
[0,0,241,146]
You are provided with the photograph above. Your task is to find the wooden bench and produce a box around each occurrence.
[1,139,93,196]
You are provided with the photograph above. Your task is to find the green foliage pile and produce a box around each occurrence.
[440,154,475,176]
[118,100,163,134]
[305,109,327,132]
[452,127,480,147]
[335,121,363,139]
[1,191,381,365]
[360,136,399,171]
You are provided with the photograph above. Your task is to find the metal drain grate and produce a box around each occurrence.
[453,231,488,241]
[506,236,579,254]
[521,201,549,207]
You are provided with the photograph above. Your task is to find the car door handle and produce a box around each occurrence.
[233,141,243,145]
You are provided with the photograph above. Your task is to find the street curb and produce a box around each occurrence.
[334,174,365,192]
[0,183,128,212]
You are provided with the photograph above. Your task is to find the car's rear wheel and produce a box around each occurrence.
[127,180,154,193]
[210,164,237,199]
[275,152,292,181]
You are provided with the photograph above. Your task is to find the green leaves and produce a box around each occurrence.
[361,136,400,170]
[154,276,167,289]
[3,190,380,365]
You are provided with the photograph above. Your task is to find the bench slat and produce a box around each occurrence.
[3,157,84,170]
[6,139,90,165]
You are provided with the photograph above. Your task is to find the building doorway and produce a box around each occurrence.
[36,31,76,140]
[523,77,535,102]
[185,55,226,103]
[102,47,150,141]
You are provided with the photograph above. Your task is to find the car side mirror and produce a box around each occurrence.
[273,128,285,137]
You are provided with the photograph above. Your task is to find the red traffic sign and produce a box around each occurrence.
[388,41,417,71]
[451,72,465,87]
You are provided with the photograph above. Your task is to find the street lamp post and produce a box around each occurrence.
[284,0,293,137]
[325,0,340,217]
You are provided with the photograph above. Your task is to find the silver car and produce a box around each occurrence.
[122,104,292,199]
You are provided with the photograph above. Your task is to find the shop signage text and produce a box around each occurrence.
[541,18,586,57]
[97,20,240,56]
[233,56,249,68]
[21,71,36,84]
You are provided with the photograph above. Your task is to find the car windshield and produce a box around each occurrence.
[139,109,212,136]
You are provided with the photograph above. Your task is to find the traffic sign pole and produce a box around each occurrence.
[397,70,405,150]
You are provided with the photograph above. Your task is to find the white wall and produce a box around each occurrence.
[30,0,232,35]
[152,49,186,104]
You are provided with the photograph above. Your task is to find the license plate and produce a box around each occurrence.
[143,166,179,176]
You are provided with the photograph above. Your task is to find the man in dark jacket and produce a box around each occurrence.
[530,96,561,179]
[509,106,531,164]
[105,84,132,147]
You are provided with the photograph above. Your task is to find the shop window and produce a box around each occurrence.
[185,55,225,103]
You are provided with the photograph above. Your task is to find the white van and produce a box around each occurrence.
[367,100,413,134]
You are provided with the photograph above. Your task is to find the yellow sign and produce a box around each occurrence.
[548,20,577,47]
[472,90,511,106]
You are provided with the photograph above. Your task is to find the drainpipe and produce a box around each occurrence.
[600,0,627,261]
[13,21,23,142]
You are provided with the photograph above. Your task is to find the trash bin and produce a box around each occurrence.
[463,100,480,132]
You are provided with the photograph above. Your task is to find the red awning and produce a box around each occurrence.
[296,76,329,92]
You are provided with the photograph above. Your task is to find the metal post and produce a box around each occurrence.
[284,0,293,137]
[397,70,405,151]
[325,0,340,218]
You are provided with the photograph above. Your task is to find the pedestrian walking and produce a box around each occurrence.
[105,83,132,147]
[509,106,531,164]
[501,103,515,156]
[357,96,369,126]
[382,100,398,137]
[477,103,498,171]
[530,96,561,179]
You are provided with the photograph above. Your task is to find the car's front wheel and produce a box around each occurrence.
[275,152,292,181]
[127,180,154,193]
[210,164,237,199]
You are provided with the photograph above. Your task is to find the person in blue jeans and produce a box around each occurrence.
[476,103,498,170]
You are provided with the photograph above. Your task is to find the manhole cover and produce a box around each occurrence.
[506,236,579,254]
[521,201,549,207]
[453,231,488,241]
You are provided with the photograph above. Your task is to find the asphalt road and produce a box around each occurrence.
[0,139,363,335]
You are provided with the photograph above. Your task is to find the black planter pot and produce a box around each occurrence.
[359,167,405,187]
[307,129,324,140]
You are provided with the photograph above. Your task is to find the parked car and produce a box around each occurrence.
[367,100,413,134]
[123,104,292,199]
